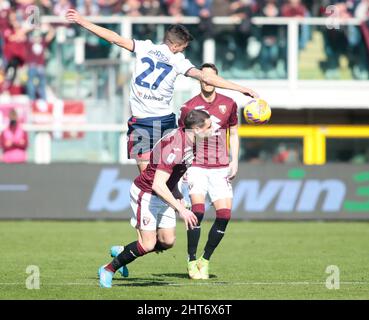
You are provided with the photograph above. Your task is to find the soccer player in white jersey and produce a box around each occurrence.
[66,9,259,173]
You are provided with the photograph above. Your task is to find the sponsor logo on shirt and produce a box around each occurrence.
[183,150,194,167]
[210,115,222,135]
[143,94,164,102]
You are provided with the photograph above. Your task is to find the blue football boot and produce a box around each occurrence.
[98,265,113,288]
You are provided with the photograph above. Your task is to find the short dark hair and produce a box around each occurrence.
[184,110,210,129]
[200,63,218,74]
[164,24,194,45]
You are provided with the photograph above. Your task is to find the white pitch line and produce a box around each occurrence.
[170,281,369,286]
[1,281,369,287]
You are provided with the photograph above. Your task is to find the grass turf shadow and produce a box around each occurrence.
[92,276,172,287]
[152,273,218,279]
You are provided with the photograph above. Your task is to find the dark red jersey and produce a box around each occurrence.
[27,39,47,66]
[178,93,238,168]
[0,9,9,37]
[3,28,27,62]
[134,128,194,194]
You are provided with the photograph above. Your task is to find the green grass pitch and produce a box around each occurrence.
[0,221,368,300]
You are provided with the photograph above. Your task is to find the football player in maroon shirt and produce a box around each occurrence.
[179,63,239,279]
[98,109,213,288]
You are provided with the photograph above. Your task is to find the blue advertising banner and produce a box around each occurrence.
[0,164,369,220]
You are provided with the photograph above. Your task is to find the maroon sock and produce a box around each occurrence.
[104,263,116,273]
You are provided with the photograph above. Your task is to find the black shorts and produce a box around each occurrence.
[127,113,177,160]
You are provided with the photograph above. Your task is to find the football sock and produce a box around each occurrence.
[106,241,147,272]
[203,209,231,260]
[154,241,171,252]
[187,204,205,261]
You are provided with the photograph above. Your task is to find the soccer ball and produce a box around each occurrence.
[243,98,271,125]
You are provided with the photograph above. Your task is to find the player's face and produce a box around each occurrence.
[173,42,189,53]
[200,68,216,94]
[194,118,213,138]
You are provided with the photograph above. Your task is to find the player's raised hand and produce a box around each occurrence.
[178,208,198,230]
[242,88,259,99]
[66,9,83,25]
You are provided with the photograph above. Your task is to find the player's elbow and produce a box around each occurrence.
[190,69,210,84]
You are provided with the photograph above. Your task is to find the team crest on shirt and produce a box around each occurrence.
[143,216,151,226]
[219,105,227,114]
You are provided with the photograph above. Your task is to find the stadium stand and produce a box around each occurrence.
[0,0,369,164]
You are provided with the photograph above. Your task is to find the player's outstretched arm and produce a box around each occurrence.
[152,170,197,229]
[65,9,134,51]
[186,68,259,98]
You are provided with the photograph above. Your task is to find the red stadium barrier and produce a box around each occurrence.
[31,99,86,139]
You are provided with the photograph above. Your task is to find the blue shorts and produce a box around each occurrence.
[127,113,177,160]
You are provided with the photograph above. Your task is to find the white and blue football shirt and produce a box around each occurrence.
[129,39,195,118]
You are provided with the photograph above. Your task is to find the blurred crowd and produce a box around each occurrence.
[1,0,369,100]
[0,0,56,98]
[1,1,368,163]
[0,0,366,19]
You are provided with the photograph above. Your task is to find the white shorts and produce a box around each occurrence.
[130,183,176,231]
[186,166,233,203]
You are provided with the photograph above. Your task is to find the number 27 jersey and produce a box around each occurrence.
[130,39,194,118]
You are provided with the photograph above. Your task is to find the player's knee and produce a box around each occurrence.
[140,238,157,252]
[192,203,205,225]
[162,238,176,249]
[216,208,231,221]
[192,203,205,215]
[214,209,231,233]
[158,236,176,249]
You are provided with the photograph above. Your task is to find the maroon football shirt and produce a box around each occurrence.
[27,39,47,66]
[0,9,9,37]
[178,93,238,168]
[134,128,194,194]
